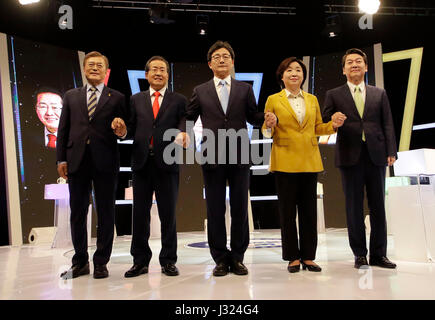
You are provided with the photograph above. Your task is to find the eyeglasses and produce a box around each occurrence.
[149,67,167,73]
[87,62,105,70]
[37,104,62,112]
[211,54,232,62]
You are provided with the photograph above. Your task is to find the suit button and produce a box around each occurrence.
[224,118,228,122]
[153,125,156,129]
[86,139,90,144]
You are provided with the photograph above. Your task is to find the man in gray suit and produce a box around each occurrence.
[323,48,397,269]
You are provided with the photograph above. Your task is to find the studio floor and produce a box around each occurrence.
[0,229,434,300]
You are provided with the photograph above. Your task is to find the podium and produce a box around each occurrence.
[44,184,92,248]
[388,149,435,262]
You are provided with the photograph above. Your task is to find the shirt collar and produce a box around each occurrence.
[285,88,304,99]
[347,81,365,93]
[87,82,105,92]
[45,126,57,137]
[214,75,232,87]
[150,86,167,97]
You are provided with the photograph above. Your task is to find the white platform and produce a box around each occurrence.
[1,229,434,300]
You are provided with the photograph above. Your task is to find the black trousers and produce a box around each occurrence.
[202,165,250,264]
[130,154,179,266]
[275,172,318,261]
[68,145,117,266]
[339,142,387,258]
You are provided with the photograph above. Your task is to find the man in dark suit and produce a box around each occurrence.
[57,51,127,279]
[178,41,264,276]
[124,56,186,278]
[323,48,397,269]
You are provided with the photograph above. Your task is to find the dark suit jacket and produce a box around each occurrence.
[180,78,264,169]
[126,89,187,172]
[56,85,126,174]
[323,84,397,167]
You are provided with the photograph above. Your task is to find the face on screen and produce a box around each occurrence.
[35,92,63,133]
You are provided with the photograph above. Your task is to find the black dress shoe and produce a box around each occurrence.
[287,261,300,273]
[213,262,229,277]
[301,260,322,272]
[230,261,248,275]
[60,263,90,279]
[354,256,369,269]
[161,263,179,276]
[124,264,149,278]
[369,256,397,269]
[93,264,109,279]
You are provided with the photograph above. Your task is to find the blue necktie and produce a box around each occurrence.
[219,80,229,114]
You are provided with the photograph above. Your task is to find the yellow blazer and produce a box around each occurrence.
[262,89,335,173]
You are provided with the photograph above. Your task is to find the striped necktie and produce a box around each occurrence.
[88,86,98,120]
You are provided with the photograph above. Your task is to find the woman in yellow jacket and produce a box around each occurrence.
[262,57,345,273]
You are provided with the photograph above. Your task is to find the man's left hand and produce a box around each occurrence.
[111,117,126,137]
[387,156,396,167]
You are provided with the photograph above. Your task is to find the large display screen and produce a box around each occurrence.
[7,36,83,243]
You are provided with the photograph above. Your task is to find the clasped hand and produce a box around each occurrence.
[331,112,347,129]
[264,112,277,128]
[111,118,127,137]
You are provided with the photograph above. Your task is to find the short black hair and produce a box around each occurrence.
[207,41,235,62]
[84,51,109,69]
[342,48,368,68]
[33,87,63,104]
[145,56,170,73]
[276,57,307,89]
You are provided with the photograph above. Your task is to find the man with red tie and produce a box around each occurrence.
[35,90,63,148]
[124,56,187,278]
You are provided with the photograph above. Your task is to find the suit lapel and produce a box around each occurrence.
[80,86,88,119]
[300,91,310,129]
[143,90,154,121]
[363,85,373,119]
[206,79,225,116]
[226,78,237,116]
[341,84,361,120]
[91,86,110,120]
[155,90,173,123]
[278,90,300,125]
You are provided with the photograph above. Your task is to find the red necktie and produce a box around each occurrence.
[151,91,160,146]
[152,91,160,119]
[47,134,56,149]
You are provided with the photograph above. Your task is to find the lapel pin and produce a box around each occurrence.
[108,93,111,97]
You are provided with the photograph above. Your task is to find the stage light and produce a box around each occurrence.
[196,14,209,36]
[359,0,380,14]
[18,0,40,5]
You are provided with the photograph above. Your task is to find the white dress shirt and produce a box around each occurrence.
[285,89,305,125]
